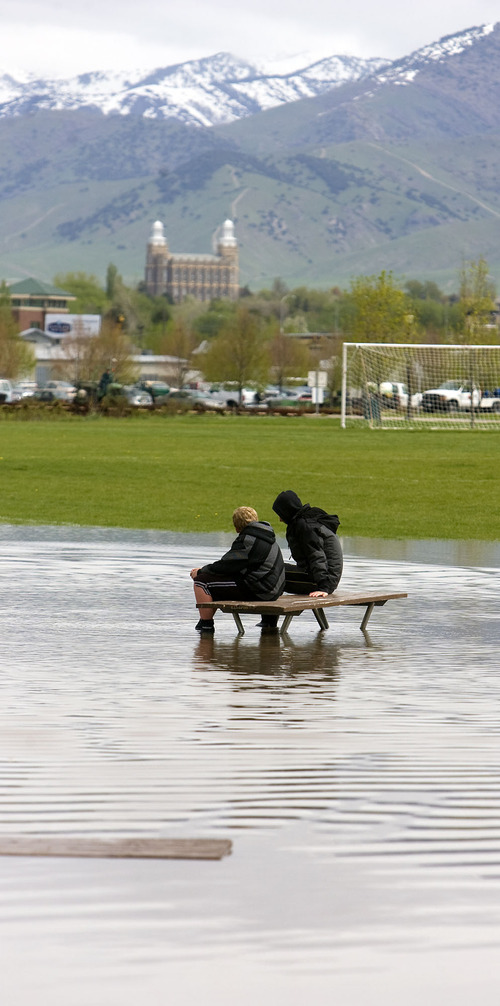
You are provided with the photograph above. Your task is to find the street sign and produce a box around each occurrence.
[307,370,328,388]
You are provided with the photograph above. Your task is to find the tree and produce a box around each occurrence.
[53,272,108,314]
[150,295,172,331]
[192,299,238,340]
[106,263,119,300]
[404,279,445,302]
[342,271,414,343]
[199,307,269,400]
[53,319,137,385]
[161,318,198,388]
[268,323,310,390]
[0,282,35,378]
[458,256,497,344]
[88,320,138,383]
[102,266,145,338]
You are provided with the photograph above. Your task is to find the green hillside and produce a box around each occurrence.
[1,27,500,291]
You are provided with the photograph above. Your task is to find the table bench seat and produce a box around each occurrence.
[202,589,408,635]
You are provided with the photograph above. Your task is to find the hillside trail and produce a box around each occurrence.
[2,202,66,245]
[366,142,500,221]
[231,184,250,219]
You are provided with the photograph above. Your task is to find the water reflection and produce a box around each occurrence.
[193,631,349,681]
[0,524,500,1006]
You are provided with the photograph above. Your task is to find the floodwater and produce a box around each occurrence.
[0,524,499,1006]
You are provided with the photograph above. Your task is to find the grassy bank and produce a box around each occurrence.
[1,413,499,540]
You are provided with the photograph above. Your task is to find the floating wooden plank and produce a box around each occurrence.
[0,837,232,860]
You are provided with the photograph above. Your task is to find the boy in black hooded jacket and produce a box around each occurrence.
[272,490,343,597]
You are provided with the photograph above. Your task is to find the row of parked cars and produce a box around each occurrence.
[140,384,315,411]
[0,379,39,402]
[0,379,166,407]
[0,376,299,410]
[0,378,312,411]
[378,380,500,413]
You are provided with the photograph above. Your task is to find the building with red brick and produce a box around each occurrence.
[8,277,76,330]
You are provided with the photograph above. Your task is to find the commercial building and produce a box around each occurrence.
[8,278,76,330]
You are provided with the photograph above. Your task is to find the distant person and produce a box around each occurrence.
[190,506,285,633]
[99,369,113,396]
[272,490,343,598]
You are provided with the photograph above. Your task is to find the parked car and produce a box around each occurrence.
[207,386,268,409]
[73,381,100,405]
[0,379,22,403]
[73,382,153,408]
[138,380,170,401]
[286,386,313,401]
[118,385,153,407]
[12,381,37,398]
[379,381,422,410]
[167,389,226,411]
[421,381,481,413]
[44,380,77,401]
[34,389,59,402]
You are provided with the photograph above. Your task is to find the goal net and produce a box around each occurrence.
[341,343,500,429]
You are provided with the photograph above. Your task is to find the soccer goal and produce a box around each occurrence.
[341,343,500,429]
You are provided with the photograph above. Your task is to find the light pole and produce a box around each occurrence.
[276,294,296,392]
[404,314,414,422]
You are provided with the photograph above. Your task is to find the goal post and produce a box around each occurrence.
[341,343,500,429]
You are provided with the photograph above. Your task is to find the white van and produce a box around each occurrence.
[0,379,22,403]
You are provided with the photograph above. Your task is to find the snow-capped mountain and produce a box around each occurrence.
[0,51,387,128]
[0,24,494,130]
[355,23,495,96]
[0,21,499,290]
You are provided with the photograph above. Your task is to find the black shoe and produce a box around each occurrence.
[257,614,279,629]
[195,619,215,633]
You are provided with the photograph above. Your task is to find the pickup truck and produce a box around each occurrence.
[421,381,482,413]
[478,391,500,413]
[0,379,22,403]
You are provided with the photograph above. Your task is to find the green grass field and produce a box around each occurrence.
[1,413,499,540]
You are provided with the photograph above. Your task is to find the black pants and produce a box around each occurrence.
[283,562,317,595]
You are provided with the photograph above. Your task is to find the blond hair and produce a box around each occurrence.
[232,506,258,532]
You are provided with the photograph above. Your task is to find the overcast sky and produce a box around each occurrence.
[1,0,499,78]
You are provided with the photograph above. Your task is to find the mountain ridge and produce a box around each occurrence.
[0,22,499,290]
[0,51,387,128]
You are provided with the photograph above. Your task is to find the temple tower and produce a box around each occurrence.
[215,219,239,301]
[145,220,169,296]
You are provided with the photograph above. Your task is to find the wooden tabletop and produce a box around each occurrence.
[212,589,408,615]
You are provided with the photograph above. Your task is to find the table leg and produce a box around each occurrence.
[232,612,245,635]
[360,602,374,631]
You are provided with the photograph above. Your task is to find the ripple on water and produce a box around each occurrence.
[0,526,499,1004]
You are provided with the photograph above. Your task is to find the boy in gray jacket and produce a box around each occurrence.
[190,506,285,633]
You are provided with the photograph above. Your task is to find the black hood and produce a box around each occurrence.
[272,490,304,523]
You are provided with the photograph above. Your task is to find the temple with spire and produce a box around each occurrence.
[144,219,239,302]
